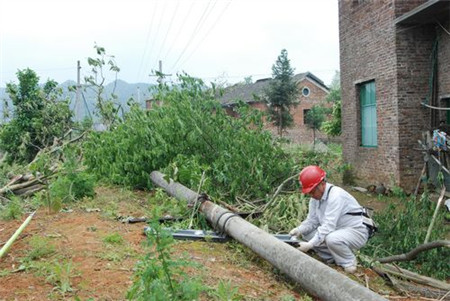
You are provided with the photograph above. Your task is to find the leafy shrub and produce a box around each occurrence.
[0,197,23,220]
[0,69,73,163]
[83,74,292,201]
[362,191,450,279]
[127,213,206,300]
[49,147,95,203]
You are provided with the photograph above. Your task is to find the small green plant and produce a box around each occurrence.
[390,185,406,199]
[45,259,75,294]
[0,269,11,277]
[127,212,206,300]
[280,294,298,301]
[0,197,23,220]
[25,236,56,260]
[208,280,242,301]
[33,191,62,214]
[103,232,124,244]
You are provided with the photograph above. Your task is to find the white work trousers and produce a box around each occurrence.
[302,226,368,268]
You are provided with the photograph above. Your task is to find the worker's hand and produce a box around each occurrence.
[298,241,313,252]
[289,227,300,237]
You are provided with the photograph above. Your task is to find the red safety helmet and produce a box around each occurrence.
[299,165,326,193]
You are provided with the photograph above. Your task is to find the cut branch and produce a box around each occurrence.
[376,240,450,264]
[372,263,450,291]
[377,270,450,300]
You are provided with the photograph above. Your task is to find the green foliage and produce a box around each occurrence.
[147,189,189,219]
[321,100,341,137]
[83,74,292,201]
[362,191,450,279]
[340,163,356,186]
[265,49,299,136]
[49,147,95,203]
[258,194,308,233]
[162,154,212,195]
[208,280,243,301]
[305,105,326,145]
[321,71,341,137]
[290,145,342,175]
[103,232,124,245]
[84,44,122,129]
[0,197,23,220]
[280,295,300,301]
[25,236,56,260]
[0,69,73,163]
[45,259,75,294]
[21,256,76,296]
[127,213,206,300]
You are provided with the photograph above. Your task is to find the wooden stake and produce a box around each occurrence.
[424,185,446,244]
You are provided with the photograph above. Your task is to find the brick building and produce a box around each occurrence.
[339,0,450,191]
[219,72,330,143]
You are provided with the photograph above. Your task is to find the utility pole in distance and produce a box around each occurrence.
[150,60,172,85]
[74,60,83,121]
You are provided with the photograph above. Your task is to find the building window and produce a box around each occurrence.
[443,98,450,125]
[303,109,310,125]
[302,87,310,97]
[360,81,377,147]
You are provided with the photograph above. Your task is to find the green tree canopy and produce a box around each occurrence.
[305,105,327,147]
[321,71,341,137]
[265,49,299,136]
[0,68,73,162]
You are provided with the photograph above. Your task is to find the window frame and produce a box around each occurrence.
[302,87,310,97]
[359,80,377,147]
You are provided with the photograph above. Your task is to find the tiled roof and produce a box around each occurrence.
[218,72,329,106]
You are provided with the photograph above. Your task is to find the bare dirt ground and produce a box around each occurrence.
[0,186,436,300]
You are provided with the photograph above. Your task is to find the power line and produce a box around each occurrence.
[154,0,181,71]
[146,0,168,75]
[162,1,196,64]
[170,0,216,72]
[137,0,158,82]
[177,0,232,72]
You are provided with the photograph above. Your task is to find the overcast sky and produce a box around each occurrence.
[0,0,339,88]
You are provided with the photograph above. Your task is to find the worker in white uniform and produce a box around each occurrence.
[289,165,370,273]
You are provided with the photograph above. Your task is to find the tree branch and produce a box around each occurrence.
[376,240,450,264]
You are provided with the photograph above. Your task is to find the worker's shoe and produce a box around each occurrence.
[344,264,357,274]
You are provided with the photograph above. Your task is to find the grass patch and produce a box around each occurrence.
[0,197,23,220]
[103,232,124,245]
[24,235,56,260]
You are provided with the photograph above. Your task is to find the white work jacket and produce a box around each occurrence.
[297,183,366,247]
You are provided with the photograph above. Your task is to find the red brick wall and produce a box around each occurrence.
[339,0,430,191]
[438,19,450,100]
[246,78,330,143]
[396,22,435,189]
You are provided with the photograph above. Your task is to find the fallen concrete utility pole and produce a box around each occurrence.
[150,171,387,301]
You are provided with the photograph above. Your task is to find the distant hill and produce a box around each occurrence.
[0,80,155,121]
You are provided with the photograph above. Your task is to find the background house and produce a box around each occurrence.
[339,0,450,191]
[219,72,330,143]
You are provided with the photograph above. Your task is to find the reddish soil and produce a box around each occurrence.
[0,187,435,301]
